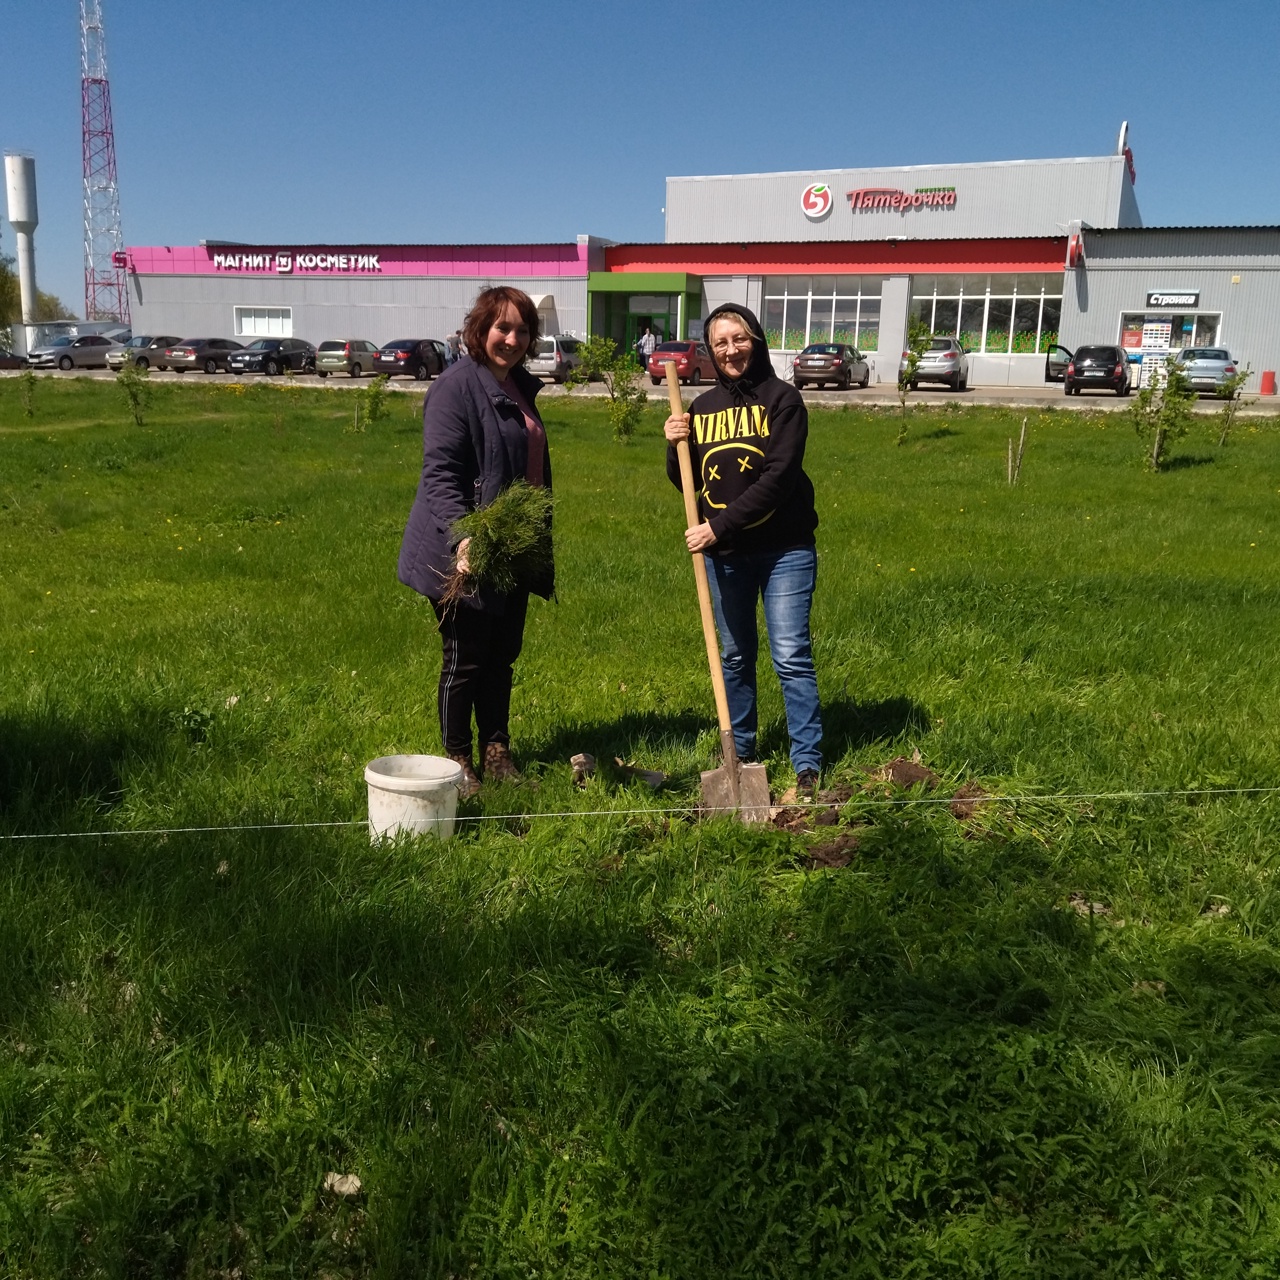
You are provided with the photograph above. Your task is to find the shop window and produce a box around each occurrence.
[984,299,1011,354]
[1012,299,1040,353]
[234,306,292,338]
[1119,312,1221,352]
[934,299,959,336]
[1040,298,1062,352]
[959,299,984,353]
[856,298,880,352]
[908,274,1064,355]
[763,298,785,348]
[833,296,859,345]
[762,275,884,351]
[808,295,834,344]
[784,298,808,352]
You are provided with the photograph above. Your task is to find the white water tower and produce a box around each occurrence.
[4,152,39,333]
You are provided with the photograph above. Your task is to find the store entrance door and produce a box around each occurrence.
[624,296,675,360]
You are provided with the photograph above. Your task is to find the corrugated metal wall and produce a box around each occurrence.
[1061,228,1280,391]
[1085,227,1280,268]
[130,274,589,345]
[666,156,1132,244]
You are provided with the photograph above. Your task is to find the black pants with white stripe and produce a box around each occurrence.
[431,593,529,756]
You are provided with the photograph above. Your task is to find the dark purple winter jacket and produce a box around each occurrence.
[397,356,554,609]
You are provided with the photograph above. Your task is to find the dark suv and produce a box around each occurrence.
[374,339,445,380]
[1065,345,1131,396]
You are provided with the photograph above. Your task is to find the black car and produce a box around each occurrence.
[1064,345,1131,396]
[0,347,24,370]
[1044,344,1072,382]
[227,338,317,376]
[373,339,445,381]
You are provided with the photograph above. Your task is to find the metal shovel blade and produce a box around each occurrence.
[700,761,771,823]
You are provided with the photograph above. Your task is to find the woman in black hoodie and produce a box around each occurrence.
[664,304,823,795]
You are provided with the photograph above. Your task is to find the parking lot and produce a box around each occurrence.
[4,364,1277,415]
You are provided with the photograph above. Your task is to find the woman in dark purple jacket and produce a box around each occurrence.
[398,286,553,796]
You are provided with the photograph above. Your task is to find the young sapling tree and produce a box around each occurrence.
[1129,355,1196,471]
[896,316,932,443]
[565,336,648,443]
[19,365,35,419]
[1216,363,1251,447]
[359,374,391,428]
[116,359,151,426]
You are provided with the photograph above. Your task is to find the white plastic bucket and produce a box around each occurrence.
[365,754,464,842]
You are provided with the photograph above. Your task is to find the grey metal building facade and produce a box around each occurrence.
[1061,227,1280,391]
[117,143,1279,392]
[665,154,1141,244]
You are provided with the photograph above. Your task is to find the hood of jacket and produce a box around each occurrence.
[703,302,777,396]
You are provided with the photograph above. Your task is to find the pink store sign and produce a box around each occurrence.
[125,242,590,278]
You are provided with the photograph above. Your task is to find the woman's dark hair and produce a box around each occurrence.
[462,286,541,370]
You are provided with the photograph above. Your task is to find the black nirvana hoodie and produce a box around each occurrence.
[665,303,818,557]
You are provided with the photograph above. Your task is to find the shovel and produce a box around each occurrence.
[666,363,771,823]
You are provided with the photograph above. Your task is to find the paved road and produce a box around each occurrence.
[5,366,1277,416]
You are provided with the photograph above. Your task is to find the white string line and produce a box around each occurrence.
[3,785,1280,842]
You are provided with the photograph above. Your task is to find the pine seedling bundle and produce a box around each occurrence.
[441,481,553,605]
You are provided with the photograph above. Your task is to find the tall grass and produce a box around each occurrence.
[3,377,1280,1275]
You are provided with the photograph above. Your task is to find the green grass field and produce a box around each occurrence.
[4,374,1280,1277]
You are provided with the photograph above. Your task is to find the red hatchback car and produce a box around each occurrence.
[648,340,718,386]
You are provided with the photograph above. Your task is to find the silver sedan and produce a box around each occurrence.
[27,334,125,370]
[1178,347,1242,395]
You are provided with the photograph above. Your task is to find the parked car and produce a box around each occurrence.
[791,342,870,390]
[227,338,317,376]
[160,338,243,374]
[315,339,380,378]
[425,338,450,372]
[647,339,716,386]
[900,336,969,390]
[526,335,583,383]
[1044,343,1072,382]
[1064,344,1130,396]
[0,347,24,369]
[27,334,124,370]
[373,339,445,380]
[107,335,182,370]
[1177,347,1242,395]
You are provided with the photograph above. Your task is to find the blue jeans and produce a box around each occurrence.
[705,546,822,774]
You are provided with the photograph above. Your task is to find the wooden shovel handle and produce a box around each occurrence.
[666,363,737,754]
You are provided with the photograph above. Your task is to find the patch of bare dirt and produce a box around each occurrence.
[862,754,941,790]
[950,781,990,820]
[802,833,861,870]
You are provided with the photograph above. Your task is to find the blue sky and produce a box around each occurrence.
[3,0,1278,317]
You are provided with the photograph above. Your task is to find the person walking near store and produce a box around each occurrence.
[398,286,553,797]
[639,325,657,368]
[662,303,823,796]
[446,329,461,363]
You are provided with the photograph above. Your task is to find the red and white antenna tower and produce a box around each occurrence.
[81,0,129,323]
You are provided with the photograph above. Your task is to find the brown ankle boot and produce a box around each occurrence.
[482,741,520,783]
[447,753,481,799]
